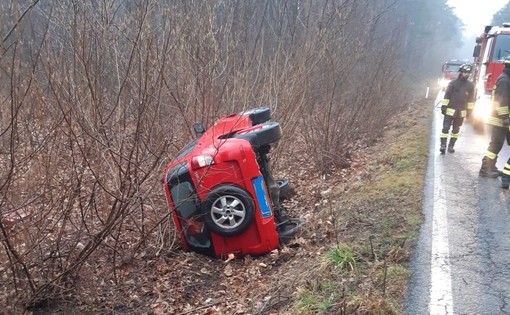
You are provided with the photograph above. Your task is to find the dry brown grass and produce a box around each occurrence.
[279,97,432,314]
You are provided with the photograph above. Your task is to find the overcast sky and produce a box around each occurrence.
[448,0,508,37]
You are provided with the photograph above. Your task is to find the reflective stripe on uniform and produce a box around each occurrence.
[488,117,503,126]
[461,110,467,118]
[504,164,510,176]
[486,151,498,160]
[450,132,459,139]
[496,106,509,115]
[442,99,450,106]
[440,133,449,139]
[446,108,455,116]
[467,102,474,109]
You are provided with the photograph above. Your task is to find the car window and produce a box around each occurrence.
[170,182,197,217]
[174,138,199,160]
[169,178,211,249]
[491,34,510,61]
[445,64,461,72]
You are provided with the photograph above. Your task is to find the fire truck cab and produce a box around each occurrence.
[471,23,510,132]
[439,59,464,91]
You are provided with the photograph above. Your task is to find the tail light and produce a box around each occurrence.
[191,155,214,170]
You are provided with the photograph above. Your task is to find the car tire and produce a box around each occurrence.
[277,218,304,244]
[276,178,291,199]
[240,107,271,125]
[201,185,255,237]
[234,122,282,149]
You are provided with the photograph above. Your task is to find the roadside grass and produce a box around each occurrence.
[291,101,432,314]
[323,244,357,274]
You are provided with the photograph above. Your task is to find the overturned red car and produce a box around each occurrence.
[163,108,302,258]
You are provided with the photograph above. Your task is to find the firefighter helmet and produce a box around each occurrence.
[459,64,473,73]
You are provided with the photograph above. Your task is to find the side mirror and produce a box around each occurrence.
[194,122,205,136]
[473,44,481,58]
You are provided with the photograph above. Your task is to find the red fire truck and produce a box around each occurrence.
[471,23,510,131]
[439,59,464,91]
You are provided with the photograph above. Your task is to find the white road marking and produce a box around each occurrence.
[429,108,454,314]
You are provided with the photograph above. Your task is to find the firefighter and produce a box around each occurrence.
[439,63,475,154]
[479,57,510,179]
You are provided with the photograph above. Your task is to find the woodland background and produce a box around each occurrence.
[0,0,505,313]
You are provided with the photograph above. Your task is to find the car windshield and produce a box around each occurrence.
[492,34,510,61]
[445,64,461,72]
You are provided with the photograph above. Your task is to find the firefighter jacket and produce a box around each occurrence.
[441,76,475,118]
[488,69,510,127]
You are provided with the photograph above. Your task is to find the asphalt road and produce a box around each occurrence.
[406,92,510,315]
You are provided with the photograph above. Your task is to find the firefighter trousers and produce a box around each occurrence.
[441,115,463,138]
[485,125,508,158]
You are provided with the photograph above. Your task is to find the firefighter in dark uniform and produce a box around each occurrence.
[479,57,510,179]
[440,64,475,154]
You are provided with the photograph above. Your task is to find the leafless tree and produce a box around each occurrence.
[0,0,462,312]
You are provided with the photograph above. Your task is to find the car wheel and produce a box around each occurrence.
[276,178,291,199]
[240,107,271,125]
[234,122,282,149]
[201,185,255,237]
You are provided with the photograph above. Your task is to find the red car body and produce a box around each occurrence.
[163,108,282,258]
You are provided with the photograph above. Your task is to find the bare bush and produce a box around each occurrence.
[0,0,457,312]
